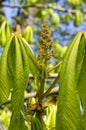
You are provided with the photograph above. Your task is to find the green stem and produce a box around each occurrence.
[41,74,59,99]
[39,77,45,95]
[47,61,62,73]
[39,64,46,95]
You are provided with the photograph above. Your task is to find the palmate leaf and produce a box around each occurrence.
[0,37,12,105]
[56,32,83,130]
[8,35,31,129]
[78,32,86,130]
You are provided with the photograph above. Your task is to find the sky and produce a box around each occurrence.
[3,0,19,23]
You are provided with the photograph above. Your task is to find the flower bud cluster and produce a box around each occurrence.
[38,24,55,60]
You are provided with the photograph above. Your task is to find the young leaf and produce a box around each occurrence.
[22,25,34,43]
[18,37,30,84]
[8,112,28,130]
[11,36,25,114]
[46,105,57,129]
[0,37,12,105]
[7,37,16,79]
[31,116,43,130]
[0,21,12,47]
[21,38,40,76]
[78,32,86,130]
[56,32,83,130]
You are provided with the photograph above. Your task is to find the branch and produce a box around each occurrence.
[0,87,59,106]
[29,73,58,80]
[1,3,85,14]
[27,88,59,111]
[0,73,59,107]
[47,61,62,73]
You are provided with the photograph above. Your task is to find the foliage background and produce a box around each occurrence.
[1,0,86,46]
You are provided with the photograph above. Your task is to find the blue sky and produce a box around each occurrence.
[3,0,19,23]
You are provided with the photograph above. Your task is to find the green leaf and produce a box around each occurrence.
[18,37,30,84]
[22,26,34,43]
[7,37,16,80]
[0,37,12,105]
[67,0,80,6]
[8,35,30,130]
[46,105,57,129]
[0,21,12,47]
[76,34,86,82]
[78,32,86,129]
[31,116,43,130]
[56,32,83,130]
[74,11,83,26]
[21,38,40,76]
[11,36,25,114]
[53,42,67,59]
[36,113,47,130]
[8,112,28,130]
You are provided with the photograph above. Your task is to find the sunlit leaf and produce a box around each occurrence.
[56,32,83,130]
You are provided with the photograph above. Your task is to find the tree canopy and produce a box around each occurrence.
[0,0,86,44]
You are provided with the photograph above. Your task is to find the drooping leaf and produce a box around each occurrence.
[21,38,40,76]
[11,36,25,114]
[8,112,28,130]
[78,32,86,130]
[18,37,30,84]
[56,32,83,130]
[7,37,16,82]
[0,37,12,105]
[75,34,86,82]
[8,35,31,129]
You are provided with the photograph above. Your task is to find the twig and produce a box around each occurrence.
[1,3,85,14]
[29,73,58,80]
[47,61,62,73]
[27,98,57,111]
